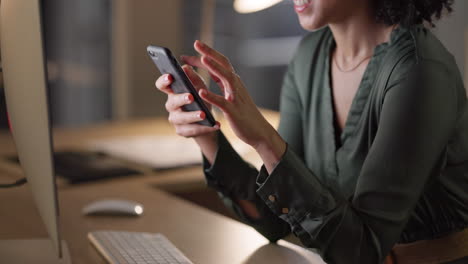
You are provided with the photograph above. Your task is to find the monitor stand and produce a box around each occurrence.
[0,239,71,264]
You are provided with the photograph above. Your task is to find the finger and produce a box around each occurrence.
[168,110,206,125]
[194,40,231,69]
[182,65,206,91]
[199,88,230,112]
[155,74,174,94]
[201,56,236,99]
[165,93,193,112]
[180,55,204,69]
[181,55,224,86]
[175,123,221,138]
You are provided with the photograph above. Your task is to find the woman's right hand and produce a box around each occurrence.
[154,65,220,139]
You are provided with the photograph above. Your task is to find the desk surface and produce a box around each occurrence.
[0,110,325,264]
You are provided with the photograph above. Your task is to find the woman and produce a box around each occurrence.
[155,0,468,263]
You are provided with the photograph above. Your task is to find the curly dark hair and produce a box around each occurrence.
[374,0,454,27]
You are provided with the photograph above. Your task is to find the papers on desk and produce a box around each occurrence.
[87,135,253,169]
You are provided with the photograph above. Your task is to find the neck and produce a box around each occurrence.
[329,6,394,61]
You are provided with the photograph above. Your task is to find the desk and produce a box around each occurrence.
[0,110,325,264]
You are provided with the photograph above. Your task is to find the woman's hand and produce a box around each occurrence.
[182,41,286,170]
[154,65,220,139]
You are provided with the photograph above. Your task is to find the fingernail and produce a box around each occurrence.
[198,112,205,120]
[196,40,204,47]
[214,124,220,129]
[164,74,170,82]
[186,94,193,102]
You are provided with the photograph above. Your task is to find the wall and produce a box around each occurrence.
[38,0,112,127]
[433,0,468,88]
[112,0,183,120]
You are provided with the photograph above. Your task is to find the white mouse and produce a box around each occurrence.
[82,199,144,216]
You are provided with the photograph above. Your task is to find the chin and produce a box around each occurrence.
[294,0,336,31]
[298,16,328,31]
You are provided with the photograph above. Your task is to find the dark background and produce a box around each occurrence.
[0,0,466,129]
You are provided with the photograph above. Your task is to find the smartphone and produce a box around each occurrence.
[147,45,216,127]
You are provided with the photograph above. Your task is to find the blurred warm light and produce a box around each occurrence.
[233,0,283,13]
[134,205,144,215]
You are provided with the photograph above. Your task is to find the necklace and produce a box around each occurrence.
[333,24,398,73]
[333,53,373,72]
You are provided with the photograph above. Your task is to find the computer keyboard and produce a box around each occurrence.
[88,231,194,264]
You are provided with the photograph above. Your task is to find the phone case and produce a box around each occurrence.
[147,45,216,127]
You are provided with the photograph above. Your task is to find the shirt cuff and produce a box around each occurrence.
[203,132,258,200]
[255,145,336,226]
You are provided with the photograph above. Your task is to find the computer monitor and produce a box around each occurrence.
[0,0,70,263]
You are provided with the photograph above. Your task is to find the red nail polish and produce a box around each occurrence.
[198,112,205,119]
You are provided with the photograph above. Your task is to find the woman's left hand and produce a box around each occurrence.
[182,40,274,149]
[182,41,286,170]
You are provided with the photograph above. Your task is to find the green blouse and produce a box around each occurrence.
[203,25,468,263]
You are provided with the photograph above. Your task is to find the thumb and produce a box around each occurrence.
[199,89,229,113]
[182,65,206,91]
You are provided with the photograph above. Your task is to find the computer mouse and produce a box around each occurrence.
[82,199,144,216]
